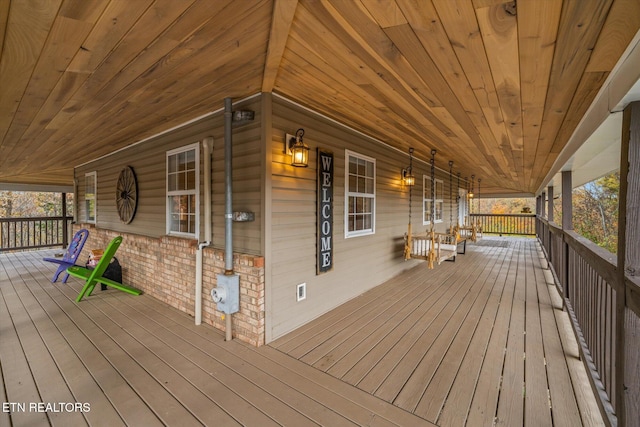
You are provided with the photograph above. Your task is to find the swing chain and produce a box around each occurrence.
[430,150,436,230]
[457,172,461,226]
[408,148,414,222]
[449,161,453,227]
[477,178,481,213]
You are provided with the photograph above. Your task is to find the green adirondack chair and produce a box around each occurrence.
[67,236,142,302]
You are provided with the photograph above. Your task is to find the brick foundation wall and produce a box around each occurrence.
[75,224,265,346]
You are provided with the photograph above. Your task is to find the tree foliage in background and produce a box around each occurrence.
[477,197,535,214]
[0,192,74,218]
[477,171,619,254]
[1,174,620,254]
[572,172,619,254]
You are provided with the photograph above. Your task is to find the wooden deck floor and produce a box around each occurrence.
[1,239,603,426]
[271,238,604,427]
[1,249,432,426]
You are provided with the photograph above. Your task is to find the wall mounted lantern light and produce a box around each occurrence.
[402,147,415,186]
[285,128,309,167]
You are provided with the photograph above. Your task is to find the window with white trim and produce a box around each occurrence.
[423,176,443,224]
[85,172,96,224]
[345,150,375,237]
[166,143,199,237]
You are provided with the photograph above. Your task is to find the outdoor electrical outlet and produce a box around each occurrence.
[297,283,306,302]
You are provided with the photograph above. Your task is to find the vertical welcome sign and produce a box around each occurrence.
[317,149,333,274]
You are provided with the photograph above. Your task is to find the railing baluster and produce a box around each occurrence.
[469,213,536,236]
[538,216,633,426]
[0,216,74,252]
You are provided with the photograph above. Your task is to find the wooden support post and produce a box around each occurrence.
[562,171,572,302]
[540,191,548,268]
[617,101,640,427]
[535,195,540,237]
[562,172,573,230]
[547,185,554,223]
[546,185,554,265]
[61,193,68,248]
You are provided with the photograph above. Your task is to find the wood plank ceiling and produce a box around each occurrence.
[0,0,638,194]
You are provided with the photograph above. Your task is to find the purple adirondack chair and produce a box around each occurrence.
[43,228,89,283]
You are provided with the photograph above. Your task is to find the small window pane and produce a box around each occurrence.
[86,200,95,221]
[365,177,374,194]
[349,158,357,174]
[177,171,185,190]
[364,214,372,230]
[364,198,371,212]
[169,155,177,173]
[186,149,196,170]
[366,161,374,177]
[170,214,179,231]
[179,152,187,171]
[187,171,196,189]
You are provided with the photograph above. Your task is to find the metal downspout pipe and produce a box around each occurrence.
[224,98,233,274]
[195,137,213,325]
[223,97,234,341]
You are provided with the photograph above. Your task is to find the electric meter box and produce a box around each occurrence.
[211,274,239,314]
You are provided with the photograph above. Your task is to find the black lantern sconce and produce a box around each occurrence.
[402,147,415,186]
[285,128,309,167]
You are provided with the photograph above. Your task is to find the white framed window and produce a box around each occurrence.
[85,172,97,224]
[166,143,199,237]
[345,150,375,238]
[423,176,443,224]
[435,179,443,223]
[459,188,468,226]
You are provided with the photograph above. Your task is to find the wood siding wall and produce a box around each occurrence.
[74,97,263,255]
[72,93,473,344]
[267,97,464,341]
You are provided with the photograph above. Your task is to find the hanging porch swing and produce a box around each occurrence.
[458,175,483,242]
[403,149,458,268]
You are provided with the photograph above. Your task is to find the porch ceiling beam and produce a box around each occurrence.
[0,182,74,193]
[262,0,298,93]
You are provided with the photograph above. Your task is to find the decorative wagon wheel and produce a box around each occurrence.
[116,166,138,224]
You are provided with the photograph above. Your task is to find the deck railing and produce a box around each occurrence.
[538,217,640,427]
[470,213,536,235]
[0,216,73,252]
